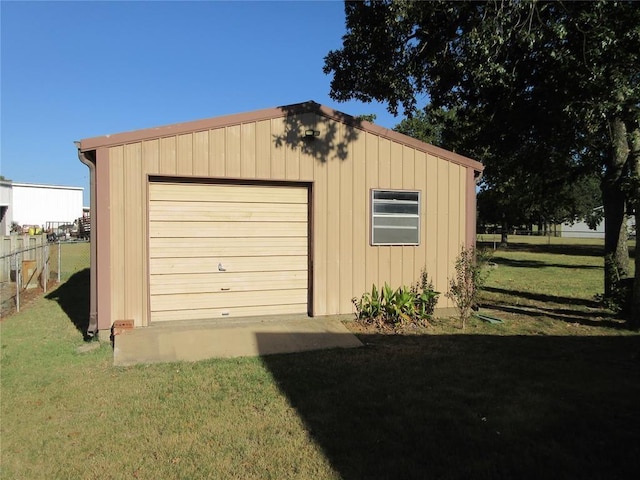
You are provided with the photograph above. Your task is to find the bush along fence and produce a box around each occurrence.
[0,236,90,316]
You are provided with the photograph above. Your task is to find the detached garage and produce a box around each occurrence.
[77,101,483,337]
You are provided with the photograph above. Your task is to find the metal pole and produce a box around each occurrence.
[15,253,20,313]
[57,240,61,283]
[43,243,48,294]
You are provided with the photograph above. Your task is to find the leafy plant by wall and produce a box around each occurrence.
[352,269,439,329]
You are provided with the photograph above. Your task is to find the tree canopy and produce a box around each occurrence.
[325,0,640,323]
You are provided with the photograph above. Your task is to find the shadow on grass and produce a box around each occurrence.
[487,303,627,329]
[45,268,91,340]
[478,241,636,260]
[492,257,602,270]
[481,286,631,329]
[259,333,640,480]
[478,241,606,257]
[483,286,601,309]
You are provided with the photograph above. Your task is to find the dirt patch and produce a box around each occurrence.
[0,283,57,320]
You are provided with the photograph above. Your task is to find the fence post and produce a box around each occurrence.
[15,252,20,313]
[43,243,49,294]
[57,240,61,283]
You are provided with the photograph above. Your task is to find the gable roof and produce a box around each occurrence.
[78,101,483,172]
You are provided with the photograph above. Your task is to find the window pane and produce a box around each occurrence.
[371,189,421,245]
[373,226,419,244]
[374,190,419,202]
[374,216,419,229]
[373,202,419,215]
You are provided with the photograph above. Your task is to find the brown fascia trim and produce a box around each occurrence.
[78,101,484,173]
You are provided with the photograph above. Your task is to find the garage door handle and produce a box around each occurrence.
[221,287,230,291]
[218,263,226,272]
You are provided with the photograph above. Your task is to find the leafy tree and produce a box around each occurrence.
[395,108,456,147]
[324,0,640,323]
[396,109,603,241]
[355,113,377,123]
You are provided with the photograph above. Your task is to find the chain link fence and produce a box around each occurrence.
[0,237,90,317]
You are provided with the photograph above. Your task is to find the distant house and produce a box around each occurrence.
[560,207,635,239]
[0,181,84,235]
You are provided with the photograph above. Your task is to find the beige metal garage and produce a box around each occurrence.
[148,182,309,321]
[77,101,483,337]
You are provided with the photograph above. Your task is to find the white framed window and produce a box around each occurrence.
[371,189,421,245]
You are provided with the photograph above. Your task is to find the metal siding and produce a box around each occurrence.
[176,134,193,176]
[299,113,316,181]
[326,124,341,314]
[285,132,300,181]
[339,125,354,313]
[389,141,403,289]
[425,154,439,303]
[413,151,427,283]
[159,137,177,175]
[377,138,392,289]
[364,132,379,291]
[209,128,226,177]
[226,125,241,177]
[109,146,126,321]
[351,130,367,300]
[193,131,209,177]
[270,118,286,179]
[255,120,271,178]
[436,158,450,307]
[402,145,416,287]
[124,143,144,324]
[141,139,160,326]
[241,123,256,178]
[313,143,328,315]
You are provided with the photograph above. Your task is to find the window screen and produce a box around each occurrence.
[371,189,420,245]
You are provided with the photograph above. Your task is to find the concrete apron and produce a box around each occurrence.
[113,315,363,366]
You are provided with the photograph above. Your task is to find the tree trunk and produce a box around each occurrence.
[602,185,629,296]
[633,207,640,327]
[629,126,640,327]
[603,117,630,298]
[500,220,508,246]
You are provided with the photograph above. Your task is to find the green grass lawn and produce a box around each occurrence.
[1,237,639,479]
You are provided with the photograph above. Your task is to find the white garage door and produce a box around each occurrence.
[149,182,309,322]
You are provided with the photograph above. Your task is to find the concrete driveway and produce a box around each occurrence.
[113,315,363,366]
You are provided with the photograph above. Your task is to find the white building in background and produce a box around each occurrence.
[2,182,84,234]
[561,206,636,239]
[0,180,12,236]
[561,219,605,239]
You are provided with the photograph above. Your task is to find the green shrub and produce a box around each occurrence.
[446,246,491,329]
[352,269,439,329]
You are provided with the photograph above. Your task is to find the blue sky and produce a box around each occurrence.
[1,0,401,205]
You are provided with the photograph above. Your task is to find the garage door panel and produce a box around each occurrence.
[150,256,307,275]
[149,221,307,238]
[149,201,307,222]
[151,289,308,312]
[149,182,309,322]
[150,237,308,258]
[150,271,308,294]
[151,303,307,322]
[149,183,308,204]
